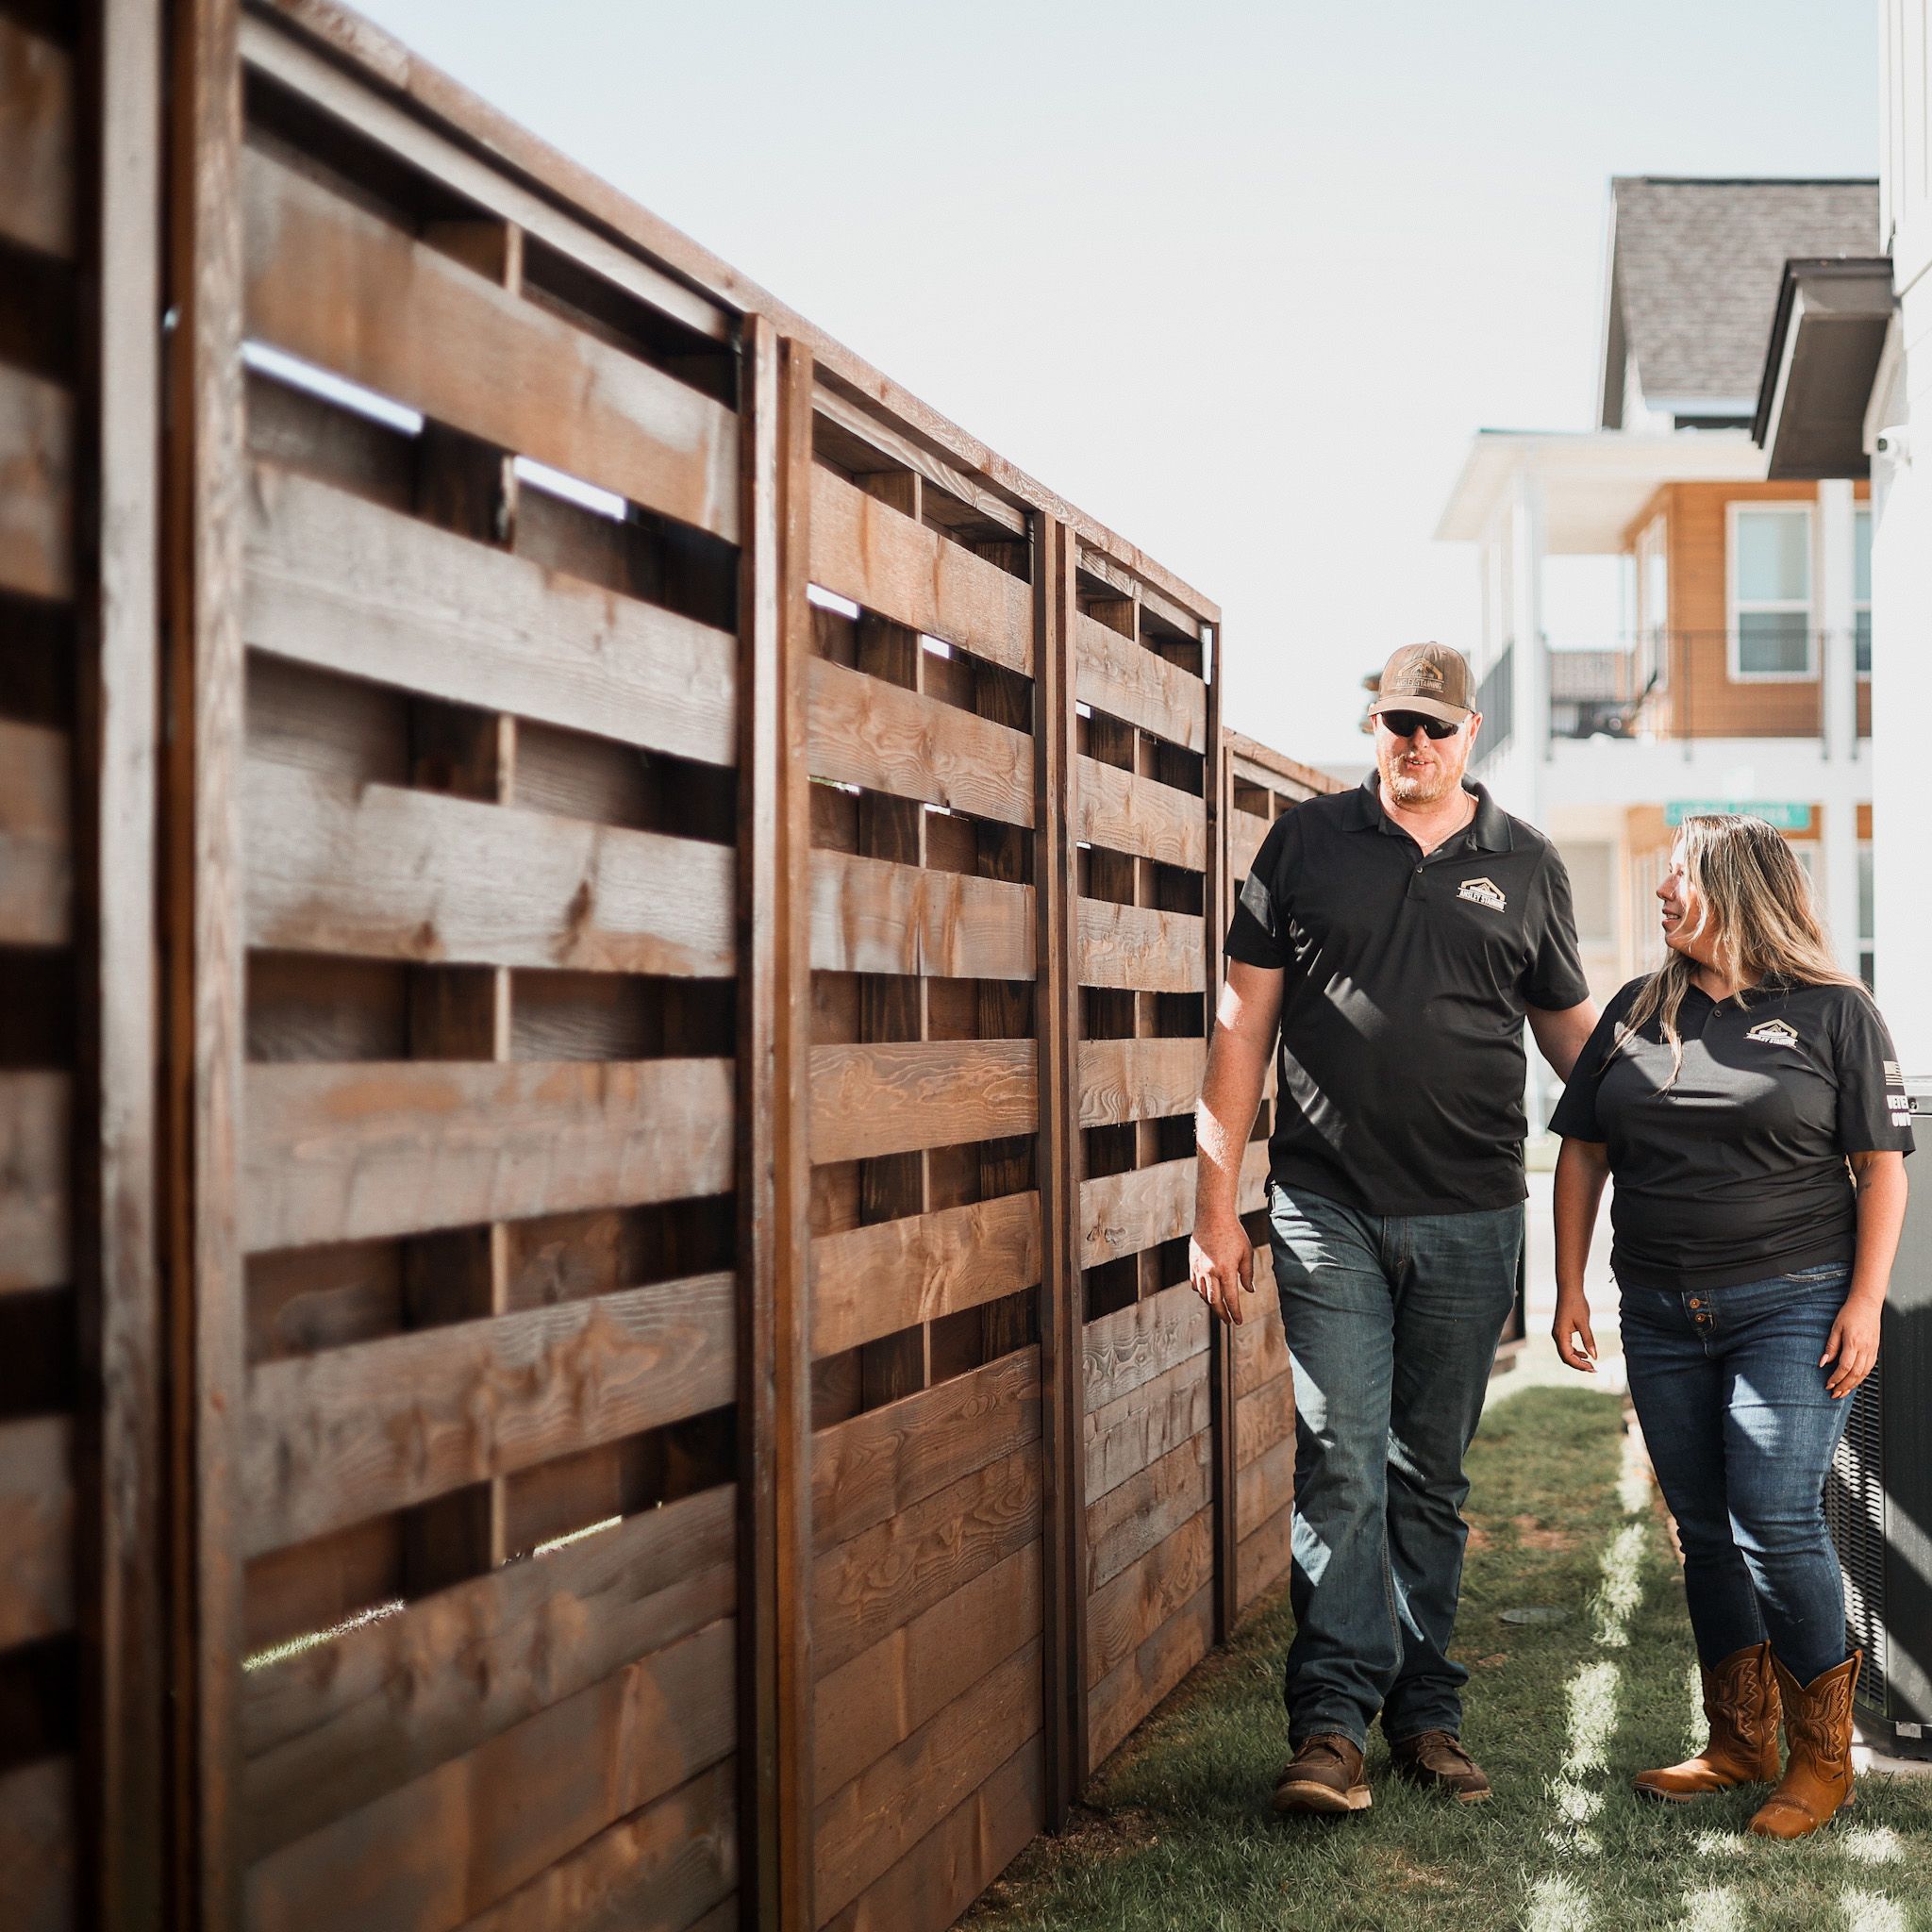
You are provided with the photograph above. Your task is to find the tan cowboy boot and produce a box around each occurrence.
[1748,1651,1861,1840]
[1634,1641,1781,1802]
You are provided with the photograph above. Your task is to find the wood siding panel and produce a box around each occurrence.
[808,1041,1036,1165]
[1080,1156,1192,1270]
[0,718,70,946]
[1075,756,1208,869]
[0,360,72,601]
[0,1071,67,1292]
[1073,612,1206,752]
[1074,898,1204,992]
[809,848,1032,981]
[1076,1037,1204,1128]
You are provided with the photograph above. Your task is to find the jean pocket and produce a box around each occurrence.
[1786,1262,1852,1286]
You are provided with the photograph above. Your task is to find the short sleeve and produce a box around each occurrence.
[1524,850,1591,1011]
[1831,991,1917,1157]
[1224,810,1295,970]
[1548,986,1638,1143]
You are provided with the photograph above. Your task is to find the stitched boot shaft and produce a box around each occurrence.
[1633,1642,1782,1802]
[1748,1651,1861,1840]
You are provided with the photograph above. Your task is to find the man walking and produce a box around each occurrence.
[1191,643,1595,1814]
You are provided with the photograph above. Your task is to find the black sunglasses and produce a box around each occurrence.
[1377,709,1463,741]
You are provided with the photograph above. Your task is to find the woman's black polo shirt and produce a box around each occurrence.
[1224,775,1589,1217]
[1551,974,1915,1291]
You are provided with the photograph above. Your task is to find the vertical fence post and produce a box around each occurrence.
[1034,514,1087,1822]
[162,0,245,1919]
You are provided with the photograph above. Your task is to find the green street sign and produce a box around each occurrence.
[1664,800,1812,831]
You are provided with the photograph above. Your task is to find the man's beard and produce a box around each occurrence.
[1384,760,1457,807]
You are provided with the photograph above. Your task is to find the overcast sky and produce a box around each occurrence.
[358,0,1879,768]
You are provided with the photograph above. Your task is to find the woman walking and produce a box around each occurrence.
[1549,813,1911,1839]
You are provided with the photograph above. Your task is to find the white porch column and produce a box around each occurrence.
[1815,480,1860,972]
[1509,468,1546,796]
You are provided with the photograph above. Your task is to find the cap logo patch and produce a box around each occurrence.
[1457,876,1506,911]
[1744,1018,1800,1049]
[1413,662,1443,689]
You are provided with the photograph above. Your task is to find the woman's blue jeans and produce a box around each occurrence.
[1621,1262,1855,1686]
[1268,1183,1521,1750]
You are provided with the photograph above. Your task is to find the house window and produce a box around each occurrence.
[1729,503,1813,678]
[1635,512,1669,691]
[1857,840,1874,990]
[1855,507,1872,676]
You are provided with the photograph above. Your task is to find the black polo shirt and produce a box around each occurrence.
[1550,974,1915,1291]
[1224,774,1589,1217]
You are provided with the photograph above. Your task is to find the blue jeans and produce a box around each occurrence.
[1621,1261,1855,1686]
[1269,1183,1521,1749]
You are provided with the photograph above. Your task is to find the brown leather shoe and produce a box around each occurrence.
[1390,1729,1491,1802]
[1749,1651,1860,1840]
[1272,1734,1372,1815]
[1635,1641,1782,1802]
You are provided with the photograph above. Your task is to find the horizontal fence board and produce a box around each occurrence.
[1083,1279,1208,1415]
[1239,1137,1270,1215]
[1230,808,1272,880]
[812,1445,1041,1676]
[811,382,1025,539]
[1233,1311,1291,1401]
[1080,1156,1192,1271]
[808,1041,1034,1166]
[812,1348,1040,1555]
[242,1486,734,1858]
[1237,1436,1294,1543]
[245,462,737,765]
[820,1736,1040,1932]
[245,757,736,976]
[0,1754,75,1932]
[0,1415,72,1648]
[1235,1378,1292,1472]
[243,1615,736,1932]
[813,1635,1041,1924]
[1084,1507,1214,1693]
[809,464,1031,675]
[1077,1037,1204,1128]
[242,1274,735,1556]
[1085,1431,1211,1595]
[0,1070,66,1292]
[0,14,73,260]
[808,847,1032,982]
[1074,898,1204,993]
[241,144,740,541]
[808,658,1033,829]
[810,1191,1040,1361]
[1088,1578,1213,1768]
[1238,1507,1293,1611]
[1084,1352,1211,1506]
[1075,757,1207,870]
[0,360,72,602]
[242,1058,733,1252]
[1073,613,1207,753]
[813,1541,1041,1798]
[0,718,69,946]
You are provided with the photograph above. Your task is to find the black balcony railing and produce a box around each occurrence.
[1473,642,1513,766]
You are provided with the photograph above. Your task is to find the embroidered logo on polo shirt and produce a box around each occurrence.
[1744,1018,1800,1049]
[1457,876,1506,911]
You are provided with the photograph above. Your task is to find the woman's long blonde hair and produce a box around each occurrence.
[1609,812,1862,1086]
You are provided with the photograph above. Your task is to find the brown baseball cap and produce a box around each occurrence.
[1368,642,1474,726]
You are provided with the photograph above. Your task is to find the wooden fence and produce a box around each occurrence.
[0,1,1342,1927]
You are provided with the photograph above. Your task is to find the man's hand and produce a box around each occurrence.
[1190,1213,1255,1326]
[1552,1287,1596,1373]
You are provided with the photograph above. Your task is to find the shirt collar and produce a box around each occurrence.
[1344,774,1514,854]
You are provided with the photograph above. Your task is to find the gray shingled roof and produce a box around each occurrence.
[1602,178,1877,423]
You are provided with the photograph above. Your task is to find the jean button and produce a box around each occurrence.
[1689,1297,1702,1308]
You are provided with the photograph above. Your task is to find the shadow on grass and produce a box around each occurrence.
[963,1386,1932,1932]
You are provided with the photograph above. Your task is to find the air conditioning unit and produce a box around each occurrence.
[1827,1076,1932,1759]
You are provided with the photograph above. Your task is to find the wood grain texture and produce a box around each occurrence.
[812,1347,1040,1554]
[1073,611,1206,752]
[1082,1279,1208,1416]
[809,847,1032,982]
[244,756,735,975]
[243,1617,736,1932]
[242,1058,734,1252]
[0,1756,75,1932]
[1083,1507,1213,1692]
[241,1485,734,1857]
[1238,1136,1271,1215]
[1237,1507,1292,1612]
[1076,1036,1204,1129]
[1236,1435,1293,1542]
[1084,1350,1210,1505]
[1084,1430,1212,1594]
[808,1040,1035,1166]
[1235,1377,1292,1472]
[0,1414,73,1647]
[1075,756,1207,870]
[0,13,73,259]
[0,717,69,945]
[241,145,739,541]
[808,657,1034,828]
[241,1273,735,1555]
[1087,1578,1213,1768]
[0,360,73,601]
[809,464,1030,675]
[812,1444,1041,1675]
[0,1070,67,1291]
[1080,1156,1192,1271]
[244,462,737,765]
[1230,807,1272,880]
[1074,898,1204,993]
[811,1191,1040,1361]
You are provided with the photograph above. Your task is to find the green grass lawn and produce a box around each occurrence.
[964,1386,1932,1932]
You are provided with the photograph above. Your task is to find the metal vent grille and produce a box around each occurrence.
[1827,1361,1888,1699]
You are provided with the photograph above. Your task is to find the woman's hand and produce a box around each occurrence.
[1821,1293,1882,1400]
[1552,1288,1597,1373]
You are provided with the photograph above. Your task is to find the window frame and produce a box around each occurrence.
[1854,505,1872,681]
[1726,500,1816,682]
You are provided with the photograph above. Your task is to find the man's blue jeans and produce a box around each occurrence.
[1620,1261,1855,1686]
[1268,1182,1521,1749]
